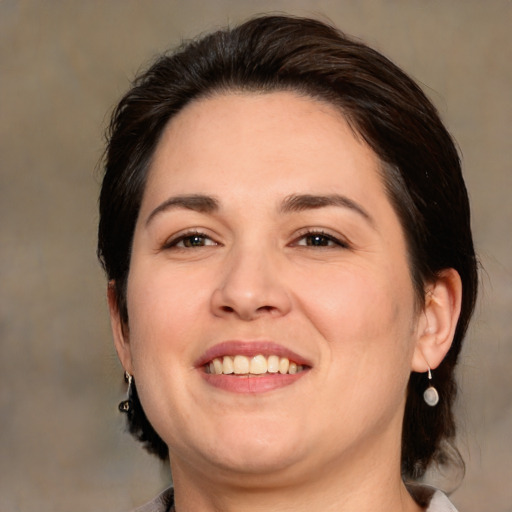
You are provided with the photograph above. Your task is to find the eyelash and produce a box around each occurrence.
[292,230,350,249]
[163,230,218,249]
[163,229,349,250]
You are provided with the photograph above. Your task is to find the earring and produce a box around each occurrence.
[118,371,133,413]
[423,367,439,407]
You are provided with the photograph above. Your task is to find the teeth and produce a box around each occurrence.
[267,355,279,373]
[206,355,306,375]
[222,355,234,374]
[250,354,267,374]
[233,355,250,374]
[213,358,223,375]
[278,357,289,375]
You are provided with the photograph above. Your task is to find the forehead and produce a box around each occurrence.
[145,91,384,204]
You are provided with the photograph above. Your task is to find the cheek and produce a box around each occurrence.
[123,266,208,426]
[125,264,210,365]
[297,262,419,405]
[291,268,417,440]
[298,264,414,345]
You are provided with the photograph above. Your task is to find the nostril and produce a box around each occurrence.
[257,305,275,313]
[221,306,235,313]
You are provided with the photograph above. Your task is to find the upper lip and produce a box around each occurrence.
[194,340,312,368]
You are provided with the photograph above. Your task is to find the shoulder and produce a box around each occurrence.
[407,483,459,512]
[129,487,174,512]
[427,489,458,512]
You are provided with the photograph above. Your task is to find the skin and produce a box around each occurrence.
[109,91,462,512]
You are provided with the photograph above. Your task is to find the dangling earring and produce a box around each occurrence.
[118,371,133,413]
[423,367,439,407]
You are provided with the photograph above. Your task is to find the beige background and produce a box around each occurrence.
[1,1,511,511]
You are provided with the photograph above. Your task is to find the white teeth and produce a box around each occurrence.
[250,354,267,374]
[267,355,279,373]
[222,355,234,374]
[213,358,223,375]
[206,354,306,375]
[278,357,289,374]
[233,355,250,374]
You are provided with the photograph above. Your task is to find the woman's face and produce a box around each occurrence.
[115,91,426,483]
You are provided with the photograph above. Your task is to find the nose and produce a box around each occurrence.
[210,246,292,321]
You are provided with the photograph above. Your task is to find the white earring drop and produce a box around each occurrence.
[423,367,439,407]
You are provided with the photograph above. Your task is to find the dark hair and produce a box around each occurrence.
[98,15,478,481]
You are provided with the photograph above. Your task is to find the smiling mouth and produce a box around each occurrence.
[204,355,307,376]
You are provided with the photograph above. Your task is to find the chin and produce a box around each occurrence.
[207,444,305,478]
[193,417,308,476]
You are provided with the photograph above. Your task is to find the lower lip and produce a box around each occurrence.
[200,371,308,393]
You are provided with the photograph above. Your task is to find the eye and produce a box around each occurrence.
[294,231,349,248]
[164,231,218,249]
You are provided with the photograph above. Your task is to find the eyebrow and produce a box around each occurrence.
[145,194,219,226]
[280,194,374,226]
[145,192,374,227]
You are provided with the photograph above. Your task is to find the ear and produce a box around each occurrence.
[107,281,134,375]
[411,268,462,372]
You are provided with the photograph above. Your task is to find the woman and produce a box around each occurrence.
[98,15,478,512]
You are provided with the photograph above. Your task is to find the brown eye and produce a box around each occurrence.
[166,232,217,249]
[302,234,334,247]
[295,231,348,248]
[181,235,210,247]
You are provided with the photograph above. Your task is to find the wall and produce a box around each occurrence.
[1,1,511,510]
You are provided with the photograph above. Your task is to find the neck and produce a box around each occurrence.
[169,414,423,512]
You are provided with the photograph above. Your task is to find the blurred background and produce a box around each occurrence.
[1,1,511,511]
